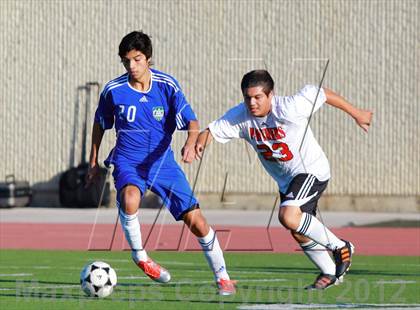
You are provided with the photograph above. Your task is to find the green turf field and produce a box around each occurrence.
[0,250,419,309]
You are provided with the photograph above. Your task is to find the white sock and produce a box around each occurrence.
[118,209,148,263]
[198,228,229,281]
[297,213,346,251]
[300,240,336,275]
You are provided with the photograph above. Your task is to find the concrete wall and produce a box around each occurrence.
[1,0,419,199]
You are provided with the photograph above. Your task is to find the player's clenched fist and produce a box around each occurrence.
[354,109,373,132]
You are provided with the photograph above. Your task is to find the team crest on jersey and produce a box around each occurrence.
[152,106,164,121]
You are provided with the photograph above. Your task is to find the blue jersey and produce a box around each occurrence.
[94,69,197,168]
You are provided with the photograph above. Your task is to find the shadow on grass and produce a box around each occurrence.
[0,279,76,285]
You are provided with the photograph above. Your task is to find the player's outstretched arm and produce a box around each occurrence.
[181,120,199,164]
[195,128,214,160]
[85,122,105,187]
[323,88,373,132]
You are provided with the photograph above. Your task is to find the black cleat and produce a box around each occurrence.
[333,240,355,279]
[305,273,338,290]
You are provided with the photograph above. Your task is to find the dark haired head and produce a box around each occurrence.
[119,31,153,60]
[240,70,274,96]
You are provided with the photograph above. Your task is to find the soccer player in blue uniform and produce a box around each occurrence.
[86,31,236,295]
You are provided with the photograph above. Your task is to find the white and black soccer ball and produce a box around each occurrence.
[80,261,117,298]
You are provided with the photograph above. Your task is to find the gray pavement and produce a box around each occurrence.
[0,207,418,228]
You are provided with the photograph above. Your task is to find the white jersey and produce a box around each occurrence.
[208,85,330,193]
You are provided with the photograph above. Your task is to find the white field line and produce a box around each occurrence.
[3,264,417,278]
[117,278,288,286]
[95,259,206,266]
[0,265,134,272]
[118,276,148,280]
[159,260,420,268]
[97,276,420,285]
[5,260,420,269]
[171,279,287,285]
[0,278,288,292]
[167,268,297,275]
[0,273,33,277]
[0,260,288,274]
[238,304,420,309]
[91,259,129,263]
[0,266,50,269]
[1,261,418,278]
[0,284,79,292]
[159,261,204,266]
[376,280,417,284]
[356,263,420,267]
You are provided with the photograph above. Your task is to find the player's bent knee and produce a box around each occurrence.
[278,215,294,230]
[121,187,141,214]
[278,206,301,230]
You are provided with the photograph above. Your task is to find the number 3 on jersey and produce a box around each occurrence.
[256,142,293,162]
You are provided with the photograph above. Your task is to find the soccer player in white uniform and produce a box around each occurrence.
[86,31,236,295]
[195,70,373,290]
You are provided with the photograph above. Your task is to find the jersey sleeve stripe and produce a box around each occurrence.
[107,74,127,85]
[176,114,185,129]
[178,114,185,127]
[102,81,126,98]
[176,117,182,129]
[151,77,179,92]
[151,76,180,92]
[152,72,179,86]
[101,74,128,97]
[103,74,128,90]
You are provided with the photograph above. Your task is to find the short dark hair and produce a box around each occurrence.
[241,70,274,96]
[118,31,153,60]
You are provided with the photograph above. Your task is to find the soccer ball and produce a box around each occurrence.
[80,261,117,298]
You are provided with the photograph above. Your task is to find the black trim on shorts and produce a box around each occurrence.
[178,204,200,221]
[280,174,328,216]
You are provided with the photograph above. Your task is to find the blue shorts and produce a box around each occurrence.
[112,160,198,221]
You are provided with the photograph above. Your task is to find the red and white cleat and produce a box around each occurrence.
[217,279,237,296]
[137,258,171,283]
